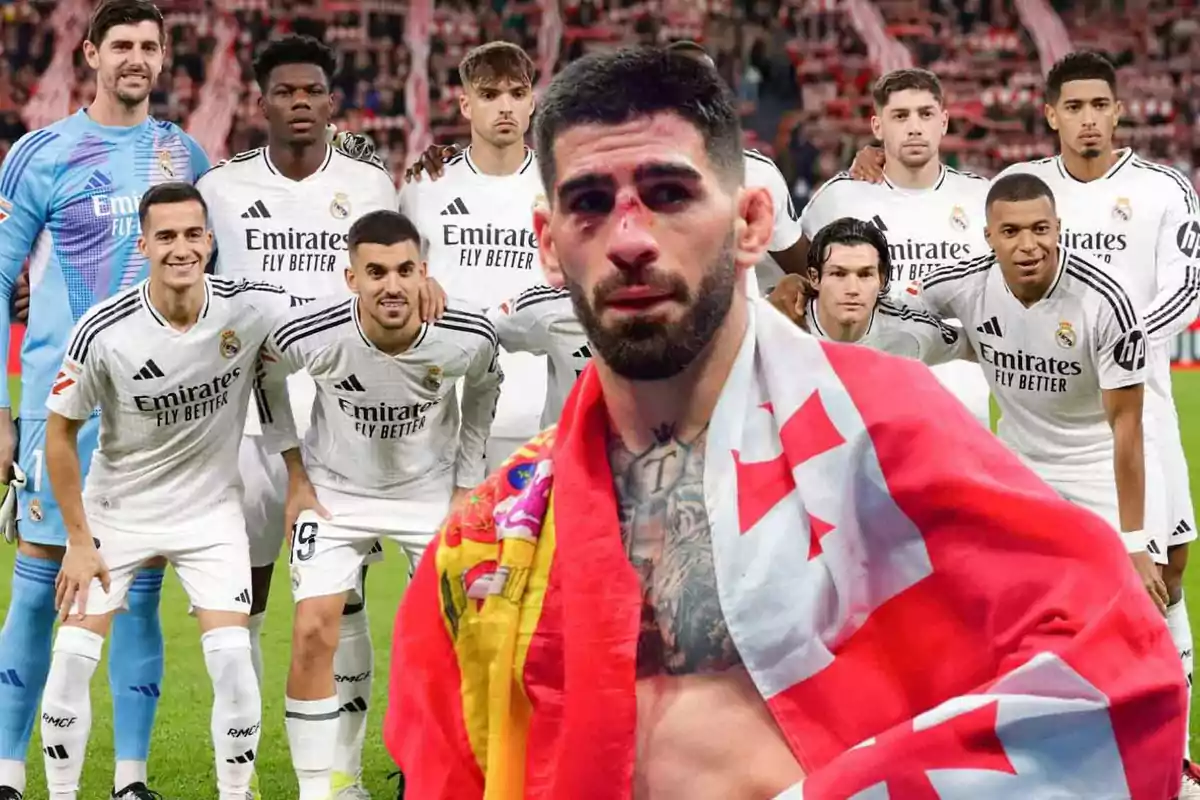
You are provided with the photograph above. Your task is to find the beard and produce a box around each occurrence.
[1080,147,1102,159]
[111,72,153,107]
[565,233,738,381]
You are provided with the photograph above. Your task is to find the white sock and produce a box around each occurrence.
[113,760,148,792]
[0,760,25,795]
[42,626,103,800]
[202,626,262,800]
[332,608,372,780]
[285,695,339,800]
[247,612,266,686]
[1168,595,1194,760]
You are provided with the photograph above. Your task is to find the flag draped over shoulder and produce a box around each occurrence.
[387,298,1187,800]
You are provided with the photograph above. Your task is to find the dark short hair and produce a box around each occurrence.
[458,41,536,89]
[871,68,944,109]
[808,217,893,296]
[347,210,422,252]
[985,173,1056,212]
[87,0,164,47]
[138,182,207,228]
[534,46,743,193]
[1045,51,1117,105]
[253,35,338,92]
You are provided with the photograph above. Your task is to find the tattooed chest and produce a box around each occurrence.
[610,427,743,677]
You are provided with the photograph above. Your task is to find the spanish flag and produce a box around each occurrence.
[386,299,1187,799]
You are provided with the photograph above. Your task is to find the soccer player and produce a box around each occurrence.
[39,183,293,800]
[789,217,972,365]
[910,173,1166,611]
[387,47,1186,799]
[256,210,501,800]
[195,36,427,796]
[0,2,210,797]
[491,284,588,427]
[397,42,547,472]
[799,68,991,427]
[991,56,1200,772]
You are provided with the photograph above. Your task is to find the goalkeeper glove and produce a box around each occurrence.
[1,462,26,544]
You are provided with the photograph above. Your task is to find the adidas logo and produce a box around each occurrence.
[340,697,368,714]
[86,170,113,191]
[869,214,888,232]
[1148,540,1163,556]
[572,344,593,360]
[132,359,165,381]
[225,749,256,764]
[241,200,271,219]
[440,197,469,216]
[335,374,366,392]
[976,316,1003,337]
[233,588,251,605]
[0,669,24,688]
[129,683,160,698]
[1174,520,1194,539]
[43,744,68,760]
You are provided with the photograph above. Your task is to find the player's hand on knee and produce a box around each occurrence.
[12,265,30,324]
[418,277,448,321]
[1131,551,1169,616]
[767,274,810,330]
[404,143,460,183]
[284,477,332,547]
[848,145,886,183]
[0,462,27,544]
[56,540,109,621]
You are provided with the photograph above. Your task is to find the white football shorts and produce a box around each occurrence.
[288,485,450,603]
[75,500,253,616]
[1145,391,1197,549]
[929,360,991,428]
[240,435,384,569]
[1032,454,1169,565]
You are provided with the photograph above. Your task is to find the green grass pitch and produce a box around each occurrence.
[1,374,1200,797]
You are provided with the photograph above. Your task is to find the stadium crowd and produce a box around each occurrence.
[2,0,1200,798]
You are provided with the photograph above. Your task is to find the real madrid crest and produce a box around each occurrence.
[220,329,242,359]
[424,365,443,391]
[330,192,351,220]
[157,148,175,179]
[1112,197,1132,222]
[1055,320,1077,349]
[29,498,43,522]
[949,204,969,232]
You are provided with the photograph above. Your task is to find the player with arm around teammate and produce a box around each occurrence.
[790,216,974,366]
[39,183,296,800]
[910,173,1167,612]
[256,210,501,800]
[0,2,211,796]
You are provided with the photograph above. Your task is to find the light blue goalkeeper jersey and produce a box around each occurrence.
[0,109,210,420]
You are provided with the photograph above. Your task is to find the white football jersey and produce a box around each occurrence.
[399,146,546,441]
[46,277,294,530]
[805,296,972,366]
[911,249,1147,470]
[491,285,589,427]
[197,145,398,299]
[800,165,990,285]
[259,296,502,499]
[994,149,1200,403]
[197,145,398,439]
[744,149,804,295]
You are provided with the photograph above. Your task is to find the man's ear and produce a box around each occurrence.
[533,203,565,289]
[733,186,773,275]
[344,266,356,292]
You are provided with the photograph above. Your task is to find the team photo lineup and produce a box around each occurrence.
[1,0,1200,797]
